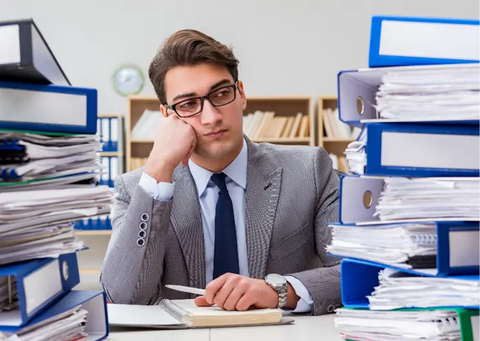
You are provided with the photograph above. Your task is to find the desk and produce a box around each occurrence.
[108,314,338,341]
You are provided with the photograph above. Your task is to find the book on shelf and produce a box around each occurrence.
[131,109,162,141]
[243,110,309,140]
[329,153,349,174]
[323,108,359,139]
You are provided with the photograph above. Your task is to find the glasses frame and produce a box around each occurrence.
[165,81,239,118]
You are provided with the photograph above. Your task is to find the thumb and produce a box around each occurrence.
[194,296,213,307]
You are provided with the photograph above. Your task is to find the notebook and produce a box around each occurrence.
[107,299,290,329]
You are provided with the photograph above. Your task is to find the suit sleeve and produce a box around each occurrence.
[286,147,342,315]
[100,173,173,305]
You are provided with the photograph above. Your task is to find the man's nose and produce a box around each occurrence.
[200,99,222,126]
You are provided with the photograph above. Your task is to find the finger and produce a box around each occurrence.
[223,287,246,311]
[205,274,227,305]
[236,292,256,311]
[213,279,236,309]
[194,296,213,307]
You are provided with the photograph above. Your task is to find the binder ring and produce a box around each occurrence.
[363,190,373,208]
[62,261,69,281]
[357,96,365,115]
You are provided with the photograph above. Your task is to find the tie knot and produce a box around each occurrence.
[211,172,227,190]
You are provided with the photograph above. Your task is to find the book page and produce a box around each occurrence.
[107,304,182,326]
[171,299,281,317]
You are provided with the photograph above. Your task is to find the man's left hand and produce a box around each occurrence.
[194,273,298,311]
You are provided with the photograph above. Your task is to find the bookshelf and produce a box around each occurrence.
[318,96,357,173]
[126,96,160,171]
[244,96,314,146]
[126,95,315,171]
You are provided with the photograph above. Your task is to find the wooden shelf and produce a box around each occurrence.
[318,96,350,173]
[131,140,155,143]
[323,138,355,143]
[76,230,112,236]
[244,97,314,146]
[126,96,161,171]
[100,151,124,156]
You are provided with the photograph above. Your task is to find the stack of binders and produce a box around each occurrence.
[74,114,124,231]
[330,16,480,341]
[0,19,110,340]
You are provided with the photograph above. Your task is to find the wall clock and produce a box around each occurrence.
[112,64,145,96]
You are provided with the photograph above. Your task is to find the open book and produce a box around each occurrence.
[107,299,290,329]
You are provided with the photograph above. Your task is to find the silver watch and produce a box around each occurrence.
[265,274,288,308]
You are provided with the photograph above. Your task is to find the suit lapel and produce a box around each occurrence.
[245,139,283,279]
[170,166,206,289]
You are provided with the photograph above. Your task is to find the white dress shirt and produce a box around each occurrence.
[138,139,313,313]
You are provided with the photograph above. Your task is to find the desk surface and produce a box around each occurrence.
[108,314,338,341]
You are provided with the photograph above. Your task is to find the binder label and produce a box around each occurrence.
[24,259,62,314]
[379,20,479,60]
[0,25,20,64]
[449,230,480,267]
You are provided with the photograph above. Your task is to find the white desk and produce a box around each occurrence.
[108,314,338,341]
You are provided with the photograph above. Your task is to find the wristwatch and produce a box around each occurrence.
[264,274,288,308]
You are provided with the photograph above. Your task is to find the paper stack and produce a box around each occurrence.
[331,15,479,341]
[0,19,109,340]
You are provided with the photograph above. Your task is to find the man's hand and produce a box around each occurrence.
[145,114,196,183]
[194,273,300,311]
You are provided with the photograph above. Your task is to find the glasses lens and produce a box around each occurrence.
[175,98,202,116]
[209,86,235,106]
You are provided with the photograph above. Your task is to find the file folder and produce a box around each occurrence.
[363,123,479,177]
[0,19,70,86]
[0,252,80,327]
[330,221,479,276]
[369,16,480,68]
[337,63,479,127]
[337,307,479,341]
[0,81,97,134]
[0,290,109,340]
[338,175,480,224]
[340,258,479,309]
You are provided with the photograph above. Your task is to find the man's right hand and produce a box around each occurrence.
[144,114,196,183]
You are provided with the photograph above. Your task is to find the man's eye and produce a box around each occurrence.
[179,101,195,109]
[215,90,229,98]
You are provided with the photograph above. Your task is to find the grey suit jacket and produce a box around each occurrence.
[100,137,342,315]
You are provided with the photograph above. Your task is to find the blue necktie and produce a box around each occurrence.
[211,173,239,279]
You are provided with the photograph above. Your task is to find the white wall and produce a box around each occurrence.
[1,0,478,115]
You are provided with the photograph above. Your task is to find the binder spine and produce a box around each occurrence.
[159,299,194,327]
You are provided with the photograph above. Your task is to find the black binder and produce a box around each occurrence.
[0,19,70,85]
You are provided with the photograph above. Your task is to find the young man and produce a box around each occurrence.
[101,29,341,315]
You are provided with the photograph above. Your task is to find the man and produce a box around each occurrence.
[101,29,341,316]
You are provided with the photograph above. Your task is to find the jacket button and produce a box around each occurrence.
[141,213,149,222]
[138,230,147,238]
[137,238,145,247]
[139,222,147,230]
[327,304,335,313]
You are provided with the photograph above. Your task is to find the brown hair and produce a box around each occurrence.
[148,29,239,104]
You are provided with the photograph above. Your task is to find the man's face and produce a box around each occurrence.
[161,63,246,163]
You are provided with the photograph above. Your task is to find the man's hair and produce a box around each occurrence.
[148,29,239,105]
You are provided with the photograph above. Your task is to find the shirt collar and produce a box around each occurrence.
[189,138,247,197]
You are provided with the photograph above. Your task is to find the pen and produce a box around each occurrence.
[166,284,206,296]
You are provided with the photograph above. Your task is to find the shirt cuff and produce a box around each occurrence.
[284,275,313,314]
[139,172,175,201]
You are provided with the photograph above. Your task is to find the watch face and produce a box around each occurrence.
[268,274,286,284]
[113,64,144,96]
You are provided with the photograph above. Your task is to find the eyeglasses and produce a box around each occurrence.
[165,82,238,118]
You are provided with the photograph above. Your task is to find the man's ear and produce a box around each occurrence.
[159,105,169,117]
[237,81,247,111]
